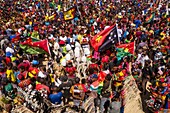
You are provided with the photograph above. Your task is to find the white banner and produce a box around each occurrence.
[123,75,144,113]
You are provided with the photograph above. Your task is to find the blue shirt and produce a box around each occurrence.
[134,20,141,28]
[49,92,63,104]
[14,71,20,83]
[10,35,16,40]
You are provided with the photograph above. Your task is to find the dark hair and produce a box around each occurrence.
[20,66,25,70]
[7,63,13,68]
[105,74,112,81]
[63,76,68,82]
[81,78,86,84]
[75,77,80,84]
[13,66,18,71]
[88,68,94,74]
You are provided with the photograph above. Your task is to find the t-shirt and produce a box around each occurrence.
[28,67,39,78]
[5,47,14,57]
[18,61,30,70]
[109,101,121,113]
[117,29,122,38]
[70,84,83,98]
[6,69,16,82]
[49,92,63,104]
[59,82,72,98]
[0,56,4,63]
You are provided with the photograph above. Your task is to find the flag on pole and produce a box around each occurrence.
[90,24,119,52]
[63,7,76,21]
[20,39,51,55]
[145,13,155,23]
[116,42,135,54]
[116,42,135,62]
[11,34,20,42]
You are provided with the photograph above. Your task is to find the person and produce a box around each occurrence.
[70,77,85,108]
[49,86,63,104]
[0,0,168,113]
[109,93,121,113]
[59,75,72,105]
[100,74,113,113]
[6,63,16,83]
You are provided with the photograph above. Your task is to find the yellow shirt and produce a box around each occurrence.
[50,74,55,83]
[77,34,83,42]
[6,69,16,82]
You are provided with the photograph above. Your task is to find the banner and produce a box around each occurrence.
[123,75,144,113]
[83,97,95,113]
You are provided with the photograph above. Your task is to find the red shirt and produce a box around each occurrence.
[28,66,39,78]
[89,64,98,69]
[18,61,30,71]
[5,57,11,64]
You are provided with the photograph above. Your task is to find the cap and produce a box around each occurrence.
[32,60,39,65]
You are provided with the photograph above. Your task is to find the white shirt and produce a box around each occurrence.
[74,47,80,58]
[136,54,149,68]
[38,71,46,78]
[54,42,60,50]
[117,29,123,38]
[59,36,67,41]
[6,47,14,53]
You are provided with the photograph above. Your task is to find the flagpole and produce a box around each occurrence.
[116,24,120,45]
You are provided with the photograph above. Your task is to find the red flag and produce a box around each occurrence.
[90,24,115,51]
[11,34,20,42]
[21,39,51,55]
[117,42,135,54]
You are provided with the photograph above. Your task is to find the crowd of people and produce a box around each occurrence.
[0,0,169,113]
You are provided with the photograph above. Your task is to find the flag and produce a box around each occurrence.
[11,34,20,42]
[45,14,56,21]
[10,33,20,42]
[48,14,56,20]
[20,39,51,55]
[116,48,132,62]
[90,80,103,95]
[116,42,135,62]
[90,24,118,51]
[63,7,76,21]
[23,37,40,43]
[145,13,155,23]
[31,37,40,42]
[116,42,135,54]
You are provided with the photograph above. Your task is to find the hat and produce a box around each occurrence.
[92,74,98,79]
[32,60,39,65]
